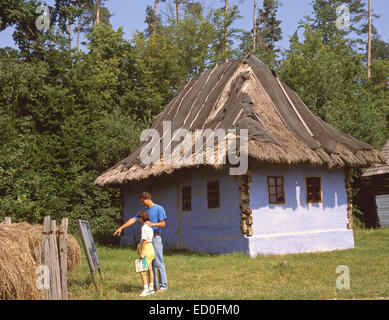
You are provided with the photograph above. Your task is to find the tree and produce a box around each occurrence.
[96,0,100,25]
[253,0,256,51]
[76,0,112,39]
[368,36,389,128]
[224,0,228,62]
[239,0,282,67]
[144,4,162,38]
[279,25,387,147]
[0,0,40,54]
[175,1,215,77]
[209,1,242,64]
[153,0,167,35]
[302,0,376,47]
[367,0,372,79]
[176,0,180,24]
[0,23,144,237]
[130,30,183,119]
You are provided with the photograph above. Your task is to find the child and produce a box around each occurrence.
[136,210,155,296]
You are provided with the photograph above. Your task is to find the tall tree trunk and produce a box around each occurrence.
[154,0,158,35]
[253,0,257,52]
[224,0,228,62]
[77,14,80,52]
[69,1,72,50]
[176,0,180,24]
[367,0,372,79]
[96,0,100,25]
[69,23,72,49]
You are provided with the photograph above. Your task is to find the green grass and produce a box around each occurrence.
[68,229,389,300]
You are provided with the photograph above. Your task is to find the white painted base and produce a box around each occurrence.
[247,229,355,257]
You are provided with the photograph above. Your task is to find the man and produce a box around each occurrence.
[113,192,168,292]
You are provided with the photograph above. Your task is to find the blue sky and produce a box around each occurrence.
[1,0,389,51]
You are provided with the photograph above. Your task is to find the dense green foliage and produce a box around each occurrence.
[0,0,388,236]
[0,5,145,235]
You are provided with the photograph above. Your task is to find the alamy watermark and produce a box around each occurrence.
[35,5,50,30]
[336,265,350,290]
[36,265,50,290]
[336,4,351,30]
[139,121,249,176]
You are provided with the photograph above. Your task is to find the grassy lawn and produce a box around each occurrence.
[68,228,389,300]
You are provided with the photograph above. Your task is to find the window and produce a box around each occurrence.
[182,186,192,211]
[207,180,220,209]
[267,176,285,204]
[306,177,322,203]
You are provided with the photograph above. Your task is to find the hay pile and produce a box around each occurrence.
[0,222,81,300]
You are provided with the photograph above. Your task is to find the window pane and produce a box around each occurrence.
[182,186,192,211]
[268,177,285,204]
[207,180,220,209]
[208,199,219,209]
[306,177,321,203]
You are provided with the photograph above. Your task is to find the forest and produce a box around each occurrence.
[0,0,388,238]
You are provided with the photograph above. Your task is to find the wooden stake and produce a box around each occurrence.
[42,216,51,300]
[59,218,68,300]
[49,220,62,300]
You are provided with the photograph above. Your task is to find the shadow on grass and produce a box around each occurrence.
[94,243,243,258]
[116,283,141,294]
[163,248,213,257]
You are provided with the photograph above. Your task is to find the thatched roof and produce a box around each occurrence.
[362,139,389,177]
[95,55,385,186]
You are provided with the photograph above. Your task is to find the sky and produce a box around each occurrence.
[1,0,389,52]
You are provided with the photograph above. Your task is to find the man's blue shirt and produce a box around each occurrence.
[134,204,167,234]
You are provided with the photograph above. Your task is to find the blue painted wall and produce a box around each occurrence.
[121,164,354,257]
[122,167,248,254]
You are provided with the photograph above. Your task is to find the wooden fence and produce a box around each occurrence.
[3,216,69,300]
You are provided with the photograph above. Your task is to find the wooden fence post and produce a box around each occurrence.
[49,220,62,300]
[58,218,68,300]
[4,217,11,225]
[41,216,70,300]
[41,216,51,300]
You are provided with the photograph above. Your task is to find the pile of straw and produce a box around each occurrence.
[0,222,81,300]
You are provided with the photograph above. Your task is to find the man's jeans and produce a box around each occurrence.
[152,235,168,290]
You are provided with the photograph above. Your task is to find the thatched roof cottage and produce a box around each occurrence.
[95,55,384,257]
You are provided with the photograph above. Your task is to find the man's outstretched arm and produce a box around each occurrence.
[113,217,137,236]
